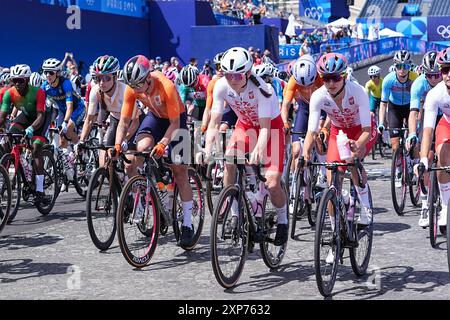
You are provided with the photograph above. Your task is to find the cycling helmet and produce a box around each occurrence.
[29,72,43,87]
[213,52,224,66]
[393,50,411,64]
[368,66,381,76]
[42,58,62,72]
[220,47,253,73]
[437,47,450,66]
[0,72,11,84]
[317,53,347,75]
[179,66,198,87]
[123,55,152,87]
[389,64,396,73]
[287,60,296,76]
[93,55,120,75]
[292,55,317,86]
[117,70,124,82]
[277,71,289,81]
[10,64,32,78]
[163,68,176,82]
[252,63,273,78]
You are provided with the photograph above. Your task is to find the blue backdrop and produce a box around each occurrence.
[1,0,150,73]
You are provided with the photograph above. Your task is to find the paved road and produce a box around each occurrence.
[2,56,449,300]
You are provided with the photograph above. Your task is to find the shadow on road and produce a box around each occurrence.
[0,232,63,250]
[0,258,72,283]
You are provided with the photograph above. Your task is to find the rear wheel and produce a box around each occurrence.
[0,165,12,233]
[429,170,440,248]
[206,160,224,216]
[1,153,21,223]
[36,149,59,215]
[391,148,406,215]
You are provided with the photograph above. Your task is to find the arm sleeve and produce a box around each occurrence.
[87,85,100,116]
[409,79,422,111]
[423,90,439,129]
[381,74,391,103]
[356,84,371,128]
[1,90,11,113]
[211,80,226,115]
[121,85,137,119]
[36,89,46,113]
[257,84,276,119]
[62,80,74,103]
[307,91,322,133]
[282,76,297,103]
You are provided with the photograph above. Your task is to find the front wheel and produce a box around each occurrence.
[116,175,160,268]
[429,170,440,249]
[0,165,12,233]
[210,184,248,289]
[391,148,406,215]
[1,153,21,223]
[36,149,59,215]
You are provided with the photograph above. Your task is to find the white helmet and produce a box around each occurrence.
[29,72,43,87]
[393,50,411,64]
[42,58,62,72]
[389,64,396,73]
[220,47,253,74]
[368,66,381,76]
[252,63,273,78]
[10,64,32,78]
[422,51,439,73]
[292,55,317,86]
[179,66,198,87]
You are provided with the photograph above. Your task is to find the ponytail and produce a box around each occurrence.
[249,74,272,98]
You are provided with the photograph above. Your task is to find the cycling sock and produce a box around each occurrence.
[182,200,193,227]
[36,175,44,193]
[275,204,288,224]
[317,154,327,177]
[421,188,428,209]
[438,182,450,211]
[356,184,371,208]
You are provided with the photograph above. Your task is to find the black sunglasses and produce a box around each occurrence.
[44,71,56,76]
[11,78,27,84]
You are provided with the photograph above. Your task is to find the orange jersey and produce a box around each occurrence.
[283,75,323,105]
[122,71,185,119]
[205,76,219,110]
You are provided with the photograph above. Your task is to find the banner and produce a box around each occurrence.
[299,0,331,23]
[214,13,245,25]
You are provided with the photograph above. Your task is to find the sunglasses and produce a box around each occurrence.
[11,78,27,85]
[395,64,411,70]
[321,74,343,83]
[44,71,56,76]
[97,75,113,82]
[426,73,442,80]
[225,73,246,81]
[370,75,379,79]
[440,66,450,75]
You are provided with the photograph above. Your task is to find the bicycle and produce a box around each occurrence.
[417,156,447,248]
[210,155,289,289]
[311,159,373,297]
[388,127,420,215]
[85,145,130,251]
[0,133,58,222]
[116,152,205,268]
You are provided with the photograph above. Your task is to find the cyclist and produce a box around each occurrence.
[417,47,450,227]
[41,58,85,171]
[303,53,377,226]
[0,64,51,204]
[203,47,289,246]
[365,66,383,117]
[252,63,284,107]
[0,72,11,104]
[178,65,210,122]
[79,55,142,179]
[378,50,418,187]
[406,51,442,227]
[114,55,196,247]
[29,72,43,88]
[281,54,328,191]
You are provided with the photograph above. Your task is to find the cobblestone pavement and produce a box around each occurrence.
[0,156,449,300]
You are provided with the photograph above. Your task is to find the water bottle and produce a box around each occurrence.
[66,151,75,181]
[157,181,169,210]
[336,130,352,161]
[167,182,174,214]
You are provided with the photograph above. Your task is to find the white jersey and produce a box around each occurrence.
[308,80,371,132]
[423,81,450,128]
[88,81,138,120]
[211,76,280,127]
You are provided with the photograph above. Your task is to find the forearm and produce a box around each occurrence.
[126,117,140,141]
[160,120,180,146]
[115,117,130,146]
[31,113,44,130]
[356,128,371,146]
[281,100,291,124]
[302,131,317,157]
[408,110,419,135]
[64,102,74,122]
[379,102,387,125]
[80,114,96,142]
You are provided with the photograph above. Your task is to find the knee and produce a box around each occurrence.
[266,176,280,193]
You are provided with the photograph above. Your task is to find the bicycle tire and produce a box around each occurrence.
[172,167,205,251]
[447,201,450,273]
[86,167,118,251]
[206,161,223,216]
[1,153,21,224]
[391,148,407,215]
[314,187,340,297]
[210,184,248,289]
[429,170,439,248]
[36,149,59,215]
[0,164,12,233]
[116,175,160,268]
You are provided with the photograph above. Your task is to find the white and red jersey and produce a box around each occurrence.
[211,76,280,127]
[423,81,450,129]
[308,80,371,132]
